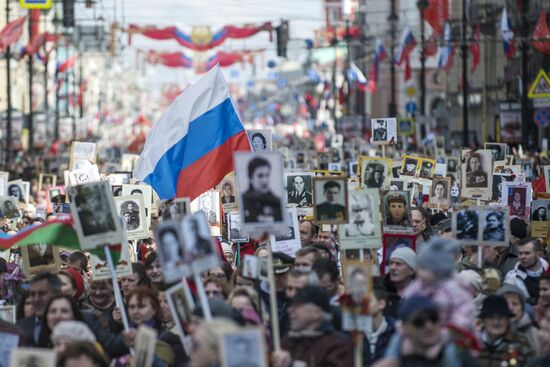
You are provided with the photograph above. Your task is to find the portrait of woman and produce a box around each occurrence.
[428,179,450,208]
[532,206,549,221]
[465,152,488,188]
[509,189,526,217]
[482,211,505,242]
[250,133,267,152]
[221,182,236,204]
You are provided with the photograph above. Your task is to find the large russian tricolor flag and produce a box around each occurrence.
[134,65,251,200]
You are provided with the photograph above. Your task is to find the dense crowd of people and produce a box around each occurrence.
[1,136,550,367]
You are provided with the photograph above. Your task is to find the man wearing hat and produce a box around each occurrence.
[477,295,534,367]
[272,286,353,367]
[383,247,416,318]
[375,295,478,367]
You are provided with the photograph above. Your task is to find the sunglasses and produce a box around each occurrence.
[411,312,439,328]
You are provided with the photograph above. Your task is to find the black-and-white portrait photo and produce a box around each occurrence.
[9,348,56,367]
[115,195,148,240]
[133,326,158,367]
[345,190,375,237]
[446,157,459,173]
[180,212,218,273]
[220,328,267,367]
[166,283,195,354]
[272,208,301,257]
[464,151,490,188]
[0,196,20,218]
[453,208,481,242]
[371,117,397,144]
[155,221,186,282]
[484,143,507,162]
[313,177,348,224]
[235,152,285,233]
[220,176,238,213]
[160,198,189,221]
[68,164,101,186]
[69,181,124,250]
[228,213,248,243]
[428,177,451,209]
[481,208,507,244]
[359,157,391,189]
[349,161,359,178]
[286,173,313,208]
[401,157,418,177]
[419,159,435,178]
[7,180,25,203]
[532,199,550,221]
[317,152,331,170]
[247,129,272,152]
[193,191,220,228]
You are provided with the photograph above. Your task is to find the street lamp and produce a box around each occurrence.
[417,0,429,117]
[388,0,398,117]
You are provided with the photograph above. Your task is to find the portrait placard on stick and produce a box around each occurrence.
[480,206,510,246]
[339,188,382,249]
[114,195,149,240]
[461,149,493,200]
[228,213,249,243]
[180,212,219,274]
[531,199,550,237]
[501,182,531,220]
[452,207,482,244]
[21,245,62,277]
[10,348,56,367]
[90,241,133,280]
[371,117,397,145]
[154,220,188,281]
[428,177,451,209]
[159,197,190,221]
[358,156,392,189]
[191,190,221,236]
[313,176,349,225]
[247,129,272,152]
[219,174,238,213]
[69,141,97,171]
[284,172,314,216]
[220,328,268,367]
[166,282,194,354]
[68,181,125,250]
[382,191,412,232]
[272,208,301,257]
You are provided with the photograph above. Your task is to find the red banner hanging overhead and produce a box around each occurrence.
[423,0,449,36]
[128,22,272,51]
[532,9,550,54]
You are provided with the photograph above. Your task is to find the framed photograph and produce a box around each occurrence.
[68,181,125,250]
[446,157,459,173]
[155,220,188,281]
[220,328,267,367]
[234,152,286,235]
[505,155,514,165]
[382,233,416,273]
[285,172,313,216]
[0,171,8,196]
[349,161,359,178]
[21,244,61,277]
[10,348,56,367]
[484,143,507,164]
[131,326,158,367]
[114,171,133,184]
[339,189,382,249]
[461,149,493,200]
[219,175,238,213]
[122,184,153,227]
[105,173,126,186]
[452,207,482,243]
[228,213,249,243]
[68,164,101,186]
[480,206,510,246]
[191,190,221,236]
[69,141,97,171]
[7,180,25,204]
[501,183,531,220]
[295,151,307,166]
[38,174,57,192]
[342,259,373,303]
[159,197,190,221]
[382,191,412,231]
[242,254,261,279]
[114,195,148,240]
[0,305,15,323]
[371,117,397,145]
[247,129,272,152]
[166,282,194,354]
[400,156,419,177]
[417,158,436,179]
[313,176,349,225]
[531,199,550,237]
[342,249,379,273]
[0,196,20,218]
[389,179,406,191]
[358,156,392,189]
[317,152,331,170]
[90,241,133,280]
[272,208,301,257]
[327,162,341,172]
[180,212,219,274]
[428,177,451,209]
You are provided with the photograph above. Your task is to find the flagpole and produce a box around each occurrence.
[103,244,130,331]
[267,234,281,351]
[28,12,34,152]
[5,0,12,168]
[461,0,469,147]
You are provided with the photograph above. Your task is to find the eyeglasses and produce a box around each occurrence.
[411,312,439,328]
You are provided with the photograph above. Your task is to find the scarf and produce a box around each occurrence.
[366,318,388,354]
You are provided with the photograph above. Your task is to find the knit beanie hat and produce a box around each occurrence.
[457,270,483,293]
[496,284,526,305]
[389,247,417,271]
[417,238,460,277]
[51,321,96,343]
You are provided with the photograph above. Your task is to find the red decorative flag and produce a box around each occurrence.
[470,24,481,72]
[405,57,412,81]
[25,32,47,55]
[532,10,550,54]
[423,0,449,36]
[57,55,77,73]
[0,16,26,50]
